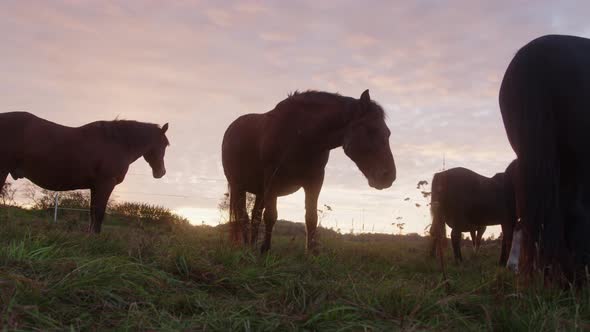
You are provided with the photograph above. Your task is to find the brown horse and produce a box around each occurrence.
[429,162,517,264]
[0,112,170,233]
[222,90,396,253]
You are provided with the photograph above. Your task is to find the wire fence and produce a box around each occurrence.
[26,172,421,235]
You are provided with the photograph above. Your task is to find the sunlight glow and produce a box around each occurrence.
[174,206,222,226]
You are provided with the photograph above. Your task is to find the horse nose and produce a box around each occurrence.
[153,168,166,179]
[381,168,396,183]
[372,168,394,190]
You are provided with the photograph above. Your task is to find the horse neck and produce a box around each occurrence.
[125,135,156,163]
[100,122,156,162]
[125,143,150,163]
[299,102,354,152]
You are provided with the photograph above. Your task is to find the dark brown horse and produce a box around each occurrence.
[222,90,396,253]
[429,161,517,264]
[500,34,590,282]
[0,112,170,233]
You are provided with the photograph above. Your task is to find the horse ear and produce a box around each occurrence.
[161,123,169,134]
[360,89,371,104]
[356,89,371,116]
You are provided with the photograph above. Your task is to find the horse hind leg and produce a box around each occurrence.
[429,205,446,258]
[229,187,250,245]
[250,195,264,247]
[451,229,462,262]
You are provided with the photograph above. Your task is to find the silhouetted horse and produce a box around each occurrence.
[0,112,170,233]
[500,35,590,281]
[222,90,396,253]
[430,161,517,264]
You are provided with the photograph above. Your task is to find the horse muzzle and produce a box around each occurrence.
[368,167,395,190]
[153,168,166,179]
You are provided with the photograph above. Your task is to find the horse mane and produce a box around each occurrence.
[94,119,169,148]
[284,90,386,120]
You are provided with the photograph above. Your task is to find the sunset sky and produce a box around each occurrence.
[1,1,588,235]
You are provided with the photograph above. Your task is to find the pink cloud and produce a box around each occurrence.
[1,0,588,235]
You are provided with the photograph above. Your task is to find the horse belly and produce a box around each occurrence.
[24,170,90,191]
[244,175,301,197]
[276,183,302,197]
[270,160,324,197]
[445,210,482,232]
[20,154,93,191]
[445,217,464,231]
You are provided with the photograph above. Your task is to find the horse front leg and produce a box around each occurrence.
[475,226,486,254]
[0,171,8,201]
[0,171,8,220]
[89,180,115,234]
[470,230,477,253]
[0,171,7,190]
[303,171,324,255]
[228,186,251,245]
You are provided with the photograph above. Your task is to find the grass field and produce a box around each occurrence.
[0,207,588,331]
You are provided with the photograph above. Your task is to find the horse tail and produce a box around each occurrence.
[520,99,561,276]
[501,54,562,277]
[429,172,447,257]
[430,172,449,286]
[227,183,246,244]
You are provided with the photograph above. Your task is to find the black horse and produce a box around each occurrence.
[430,161,517,264]
[500,34,590,281]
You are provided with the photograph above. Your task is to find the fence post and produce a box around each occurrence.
[53,193,59,223]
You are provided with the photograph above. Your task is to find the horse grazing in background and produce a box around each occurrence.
[430,161,517,264]
[0,112,170,233]
[499,35,590,282]
[222,90,396,253]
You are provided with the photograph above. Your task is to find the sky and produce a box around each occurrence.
[1,0,589,236]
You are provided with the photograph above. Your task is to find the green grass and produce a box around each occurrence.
[0,208,589,331]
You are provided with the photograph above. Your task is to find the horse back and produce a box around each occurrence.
[0,112,131,190]
[0,111,37,133]
[501,35,590,147]
[432,167,507,228]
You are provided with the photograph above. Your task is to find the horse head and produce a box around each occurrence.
[143,123,170,178]
[342,90,396,189]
